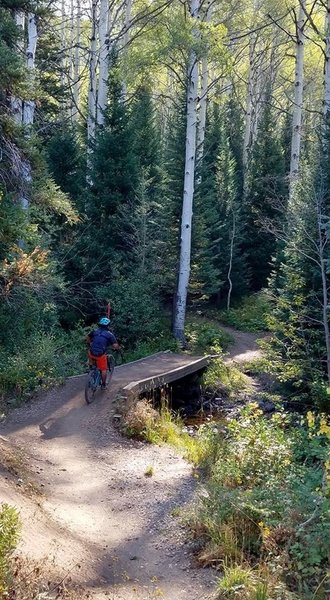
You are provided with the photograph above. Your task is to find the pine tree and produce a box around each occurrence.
[194,101,248,306]
[46,127,83,201]
[85,65,139,282]
[243,91,287,291]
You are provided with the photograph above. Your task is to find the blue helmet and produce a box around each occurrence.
[98,317,111,326]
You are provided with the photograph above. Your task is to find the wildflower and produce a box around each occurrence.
[258,521,271,539]
[306,411,315,429]
[319,418,330,438]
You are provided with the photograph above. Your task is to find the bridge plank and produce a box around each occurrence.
[119,352,210,398]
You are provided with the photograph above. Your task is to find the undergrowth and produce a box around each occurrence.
[189,406,330,599]
[0,327,86,407]
[203,358,251,396]
[216,291,271,332]
[185,318,234,353]
[125,399,330,598]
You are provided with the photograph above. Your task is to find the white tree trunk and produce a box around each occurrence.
[243,31,263,184]
[87,0,98,145]
[23,13,38,126]
[121,0,132,100]
[60,0,66,99]
[97,0,109,125]
[11,12,25,124]
[323,0,330,123]
[73,0,81,119]
[173,0,200,343]
[290,0,305,192]
[196,0,212,173]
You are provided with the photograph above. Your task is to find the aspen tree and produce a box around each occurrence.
[173,0,200,344]
[73,0,81,119]
[196,0,212,173]
[323,0,330,122]
[23,13,38,126]
[87,0,98,147]
[10,12,25,124]
[97,0,109,125]
[289,0,305,193]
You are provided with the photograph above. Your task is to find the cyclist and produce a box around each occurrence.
[86,317,120,389]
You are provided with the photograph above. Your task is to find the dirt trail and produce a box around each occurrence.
[0,329,262,600]
[222,324,264,364]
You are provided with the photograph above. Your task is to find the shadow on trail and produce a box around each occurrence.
[39,404,88,439]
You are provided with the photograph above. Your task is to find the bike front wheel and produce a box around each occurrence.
[106,355,115,386]
[85,368,99,404]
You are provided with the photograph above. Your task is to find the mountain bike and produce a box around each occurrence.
[85,351,123,405]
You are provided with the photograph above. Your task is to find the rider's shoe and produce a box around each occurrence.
[101,383,107,390]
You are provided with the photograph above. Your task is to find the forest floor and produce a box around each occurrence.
[0,326,263,600]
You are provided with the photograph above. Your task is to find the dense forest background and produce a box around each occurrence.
[0,0,329,408]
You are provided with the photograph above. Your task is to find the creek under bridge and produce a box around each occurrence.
[113,351,210,414]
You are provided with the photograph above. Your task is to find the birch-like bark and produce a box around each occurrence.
[323,0,330,124]
[173,0,200,343]
[69,0,75,117]
[60,0,66,98]
[243,30,265,185]
[23,13,38,125]
[227,213,236,311]
[11,12,25,124]
[121,0,132,100]
[196,0,212,173]
[87,0,98,145]
[97,0,109,125]
[21,13,37,216]
[316,197,330,383]
[289,0,305,193]
[72,0,81,119]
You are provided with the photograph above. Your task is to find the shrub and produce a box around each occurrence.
[96,276,166,348]
[217,564,253,598]
[218,292,271,332]
[189,408,330,595]
[0,504,20,595]
[0,327,86,403]
[185,318,234,353]
[203,358,250,396]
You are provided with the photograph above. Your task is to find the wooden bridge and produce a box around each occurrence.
[113,351,210,407]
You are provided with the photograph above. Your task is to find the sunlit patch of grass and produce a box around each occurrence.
[203,358,251,397]
[217,564,253,597]
[144,465,154,477]
[185,318,234,354]
[217,291,271,333]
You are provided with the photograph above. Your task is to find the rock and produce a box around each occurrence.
[258,399,276,413]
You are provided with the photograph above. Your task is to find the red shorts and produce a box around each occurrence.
[88,351,107,371]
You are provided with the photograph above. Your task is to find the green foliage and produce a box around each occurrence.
[203,358,250,396]
[96,276,168,348]
[260,157,330,404]
[46,127,84,201]
[0,7,24,91]
[243,87,287,292]
[124,400,219,465]
[0,327,86,401]
[189,407,330,595]
[218,291,271,332]
[217,564,253,597]
[194,100,248,304]
[0,504,20,595]
[185,318,234,353]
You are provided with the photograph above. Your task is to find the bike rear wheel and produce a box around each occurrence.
[85,368,99,404]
